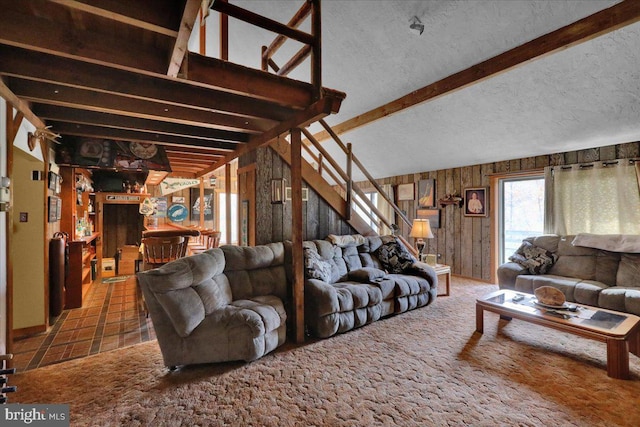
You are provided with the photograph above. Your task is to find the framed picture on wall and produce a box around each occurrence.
[397,183,415,201]
[285,187,309,201]
[417,208,440,229]
[464,187,488,217]
[190,188,214,221]
[48,196,58,223]
[417,179,436,208]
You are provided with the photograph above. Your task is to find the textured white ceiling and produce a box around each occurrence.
[200,1,638,179]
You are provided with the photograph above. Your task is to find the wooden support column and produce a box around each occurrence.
[310,0,322,100]
[199,177,205,227]
[219,0,228,60]
[345,143,352,220]
[225,163,232,244]
[290,128,305,343]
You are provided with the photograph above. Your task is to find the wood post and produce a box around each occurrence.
[346,143,352,220]
[225,163,232,245]
[290,128,305,343]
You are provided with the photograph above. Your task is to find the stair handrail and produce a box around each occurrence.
[300,128,395,231]
[318,119,412,228]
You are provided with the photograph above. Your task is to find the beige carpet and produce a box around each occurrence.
[13,278,640,426]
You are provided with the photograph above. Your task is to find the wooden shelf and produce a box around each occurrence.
[66,232,100,309]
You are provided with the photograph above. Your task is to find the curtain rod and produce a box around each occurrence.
[553,157,638,171]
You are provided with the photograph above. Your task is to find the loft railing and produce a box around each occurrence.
[212,0,322,100]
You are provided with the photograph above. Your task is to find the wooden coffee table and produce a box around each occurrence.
[476,289,640,379]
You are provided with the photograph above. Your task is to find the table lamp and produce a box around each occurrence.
[409,219,434,261]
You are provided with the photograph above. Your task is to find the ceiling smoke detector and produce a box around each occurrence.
[409,16,424,35]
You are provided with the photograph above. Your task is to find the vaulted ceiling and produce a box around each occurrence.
[1,1,640,182]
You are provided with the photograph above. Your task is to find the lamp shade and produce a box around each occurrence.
[409,219,434,239]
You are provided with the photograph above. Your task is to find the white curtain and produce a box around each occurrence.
[544,159,640,235]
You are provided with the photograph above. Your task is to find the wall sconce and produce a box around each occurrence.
[271,179,286,204]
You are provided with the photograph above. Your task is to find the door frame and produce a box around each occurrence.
[490,170,544,284]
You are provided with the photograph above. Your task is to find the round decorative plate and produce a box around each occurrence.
[130,142,158,159]
[168,204,188,222]
[79,140,103,159]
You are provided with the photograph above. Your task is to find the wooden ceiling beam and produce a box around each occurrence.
[165,146,227,155]
[165,152,225,161]
[167,0,201,77]
[0,45,297,122]
[46,0,180,36]
[0,7,168,74]
[311,0,640,142]
[197,96,335,177]
[32,104,250,142]
[0,77,45,129]
[49,121,239,151]
[10,78,270,133]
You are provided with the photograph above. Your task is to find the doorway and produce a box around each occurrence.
[498,175,545,264]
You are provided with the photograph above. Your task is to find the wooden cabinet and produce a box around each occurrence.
[66,232,100,309]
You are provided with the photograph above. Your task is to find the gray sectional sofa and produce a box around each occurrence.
[298,235,438,338]
[498,234,640,315]
[137,243,288,368]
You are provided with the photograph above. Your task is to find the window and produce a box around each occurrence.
[217,192,238,245]
[499,176,545,264]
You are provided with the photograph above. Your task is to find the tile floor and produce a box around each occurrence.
[12,276,155,372]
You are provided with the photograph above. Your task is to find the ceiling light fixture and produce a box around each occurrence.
[409,16,424,36]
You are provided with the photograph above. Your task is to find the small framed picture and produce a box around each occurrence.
[285,187,309,202]
[397,183,415,201]
[464,187,488,217]
[417,208,440,229]
[417,179,436,208]
[172,196,185,204]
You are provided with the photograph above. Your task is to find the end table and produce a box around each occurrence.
[433,264,451,297]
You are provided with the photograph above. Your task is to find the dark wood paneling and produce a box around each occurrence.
[103,204,143,259]
[243,147,355,246]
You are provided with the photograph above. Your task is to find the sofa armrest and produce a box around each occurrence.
[405,261,437,285]
[305,278,339,317]
[497,262,527,289]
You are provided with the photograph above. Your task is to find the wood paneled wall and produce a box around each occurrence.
[240,146,355,245]
[372,142,640,282]
[242,141,638,281]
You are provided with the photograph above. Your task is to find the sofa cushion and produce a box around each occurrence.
[375,237,417,274]
[549,237,597,280]
[594,250,621,286]
[598,287,640,316]
[509,241,557,274]
[304,247,332,282]
[616,254,640,287]
[572,233,640,253]
[530,235,561,253]
[572,280,609,307]
[348,267,386,282]
[327,234,366,247]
